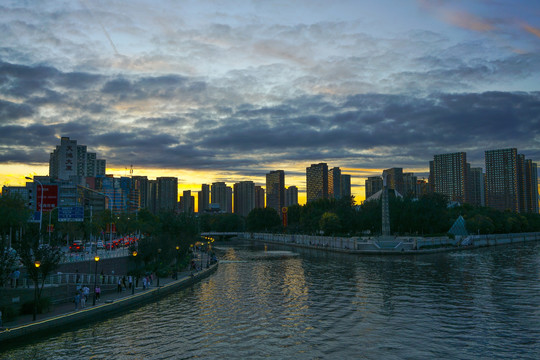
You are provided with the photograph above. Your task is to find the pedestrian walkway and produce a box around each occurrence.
[1,252,214,332]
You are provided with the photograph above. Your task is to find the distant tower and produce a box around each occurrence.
[381,174,391,236]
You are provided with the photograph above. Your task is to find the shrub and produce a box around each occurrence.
[20,297,52,315]
[1,305,18,322]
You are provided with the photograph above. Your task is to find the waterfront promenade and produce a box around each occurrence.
[0,255,217,346]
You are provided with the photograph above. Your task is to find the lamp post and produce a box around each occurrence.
[132,250,137,294]
[200,243,204,270]
[33,261,41,321]
[175,246,179,280]
[26,177,43,245]
[92,256,100,306]
[157,248,161,287]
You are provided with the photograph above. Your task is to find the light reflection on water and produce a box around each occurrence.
[2,241,539,359]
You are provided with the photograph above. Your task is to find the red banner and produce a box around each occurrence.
[106,223,117,234]
[37,185,58,212]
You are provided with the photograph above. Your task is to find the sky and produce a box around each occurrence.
[1,0,539,204]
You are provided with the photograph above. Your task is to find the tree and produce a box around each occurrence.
[246,208,281,232]
[319,212,341,235]
[0,194,31,247]
[0,245,18,287]
[18,238,63,319]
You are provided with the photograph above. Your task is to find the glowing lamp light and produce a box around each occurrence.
[34,261,41,268]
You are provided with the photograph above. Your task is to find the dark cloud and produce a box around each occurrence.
[0,58,538,174]
[0,99,34,121]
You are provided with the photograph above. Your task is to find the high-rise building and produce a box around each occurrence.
[255,186,265,208]
[180,190,195,213]
[524,159,539,214]
[157,177,178,212]
[234,181,255,217]
[226,186,233,213]
[49,137,106,180]
[285,186,299,206]
[485,148,538,213]
[382,168,404,195]
[147,180,158,214]
[266,170,285,213]
[431,152,468,203]
[402,172,417,198]
[365,176,383,199]
[485,148,518,212]
[340,174,352,199]
[306,163,328,203]
[328,167,341,199]
[211,182,232,213]
[198,184,210,213]
[416,178,430,197]
[468,167,485,207]
[132,176,149,209]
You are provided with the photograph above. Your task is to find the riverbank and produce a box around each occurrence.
[0,262,218,347]
[242,232,540,254]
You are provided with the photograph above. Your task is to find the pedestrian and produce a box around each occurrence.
[142,276,147,290]
[80,289,86,308]
[95,285,101,302]
[75,269,80,283]
[83,285,90,302]
[100,270,104,284]
[128,275,132,289]
[74,292,80,310]
[122,276,127,290]
[0,309,3,328]
[117,278,122,292]
[14,269,20,287]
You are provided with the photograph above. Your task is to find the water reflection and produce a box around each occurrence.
[2,241,539,360]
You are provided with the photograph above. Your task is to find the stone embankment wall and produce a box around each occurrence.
[242,232,540,253]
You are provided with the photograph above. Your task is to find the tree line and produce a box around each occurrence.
[202,193,540,237]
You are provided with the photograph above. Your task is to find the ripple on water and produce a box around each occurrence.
[2,242,540,359]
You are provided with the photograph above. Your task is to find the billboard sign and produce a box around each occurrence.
[58,206,84,222]
[37,185,58,212]
[29,211,42,223]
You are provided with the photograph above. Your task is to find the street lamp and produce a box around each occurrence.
[93,256,100,306]
[200,243,205,270]
[175,245,179,280]
[157,248,161,287]
[26,177,43,245]
[33,261,41,321]
[132,250,137,294]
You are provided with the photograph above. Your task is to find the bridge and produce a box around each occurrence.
[201,232,242,237]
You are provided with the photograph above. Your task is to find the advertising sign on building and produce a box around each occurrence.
[58,206,84,222]
[37,185,58,212]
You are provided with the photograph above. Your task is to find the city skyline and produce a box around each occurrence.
[1,1,539,203]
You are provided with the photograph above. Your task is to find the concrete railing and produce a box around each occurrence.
[11,272,127,289]
[61,248,130,264]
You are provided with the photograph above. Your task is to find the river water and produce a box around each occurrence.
[2,240,539,359]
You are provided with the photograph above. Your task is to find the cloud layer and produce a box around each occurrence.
[0,0,539,187]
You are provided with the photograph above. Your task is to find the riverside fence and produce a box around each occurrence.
[239,232,540,253]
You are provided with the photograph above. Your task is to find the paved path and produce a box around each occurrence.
[1,252,212,330]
